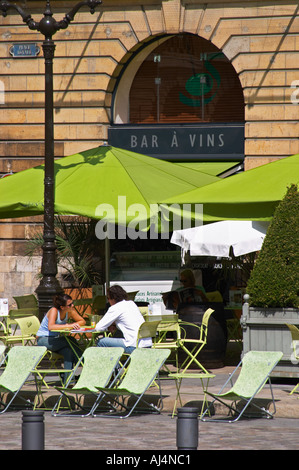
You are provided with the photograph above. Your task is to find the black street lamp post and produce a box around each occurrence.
[0,0,102,320]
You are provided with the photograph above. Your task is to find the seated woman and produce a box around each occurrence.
[95,285,152,353]
[36,293,85,381]
[163,269,208,310]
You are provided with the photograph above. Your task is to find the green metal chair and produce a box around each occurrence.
[177,308,215,374]
[154,320,181,373]
[201,350,283,423]
[164,308,215,417]
[0,346,47,413]
[13,294,38,309]
[51,347,124,417]
[0,315,40,347]
[136,320,161,347]
[91,295,108,315]
[12,294,39,318]
[286,324,299,394]
[154,308,215,376]
[91,348,170,418]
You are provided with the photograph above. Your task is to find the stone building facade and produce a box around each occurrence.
[0,0,298,303]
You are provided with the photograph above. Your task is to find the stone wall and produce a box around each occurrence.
[0,255,68,308]
[1,0,298,170]
[0,0,298,295]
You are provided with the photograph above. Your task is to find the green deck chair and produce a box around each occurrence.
[51,347,124,417]
[0,315,40,348]
[0,344,6,368]
[91,348,170,418]
[118,320,161,378]
[0,346,47,413]
[201,350,283,423]
[285,324,299,394]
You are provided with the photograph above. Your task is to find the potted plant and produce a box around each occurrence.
[26,215,104,308]
[243,184,299,376]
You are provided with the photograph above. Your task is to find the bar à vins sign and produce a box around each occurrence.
[108,124,244,161]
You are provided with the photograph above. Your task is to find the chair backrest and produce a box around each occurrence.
[0,346,46,392]
[13,294,38,309]
[206,291,223,302]
[127,291,139,301]
[137,321,161,346]
[138,306,148,316]
[232,351,283,398]
[286,324,299,360]
[9,307,39,319]
[15,315,41,336]
[92,295,107,314]
[199,308,215,342]
[73,347,124,392]
[155,321,181,348]
[157,321,181,336]
[118,348,170,394]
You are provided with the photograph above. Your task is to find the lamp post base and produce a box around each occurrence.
[36,277,63,320]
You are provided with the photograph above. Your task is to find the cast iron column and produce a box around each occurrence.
[0,0,101,320]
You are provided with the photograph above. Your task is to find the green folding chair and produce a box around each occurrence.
[0,346,47,413]
[165,309,216,417]
[13,294,38,309]
[177,308,215,374]
[91,348,170,418]
[51,347,124,417]
[118,321,161,379]
[136,320,160,347]
[0,315,40,347]
[201,350,283,423]
[12,294,39,318]
[0,344,6,368]
[154,321,181,374]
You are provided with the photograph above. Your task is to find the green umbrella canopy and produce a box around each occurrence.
[162,154,299,222]
[0,145,219,225]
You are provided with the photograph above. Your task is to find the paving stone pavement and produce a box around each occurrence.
[1,409,299,451]
[1,364,299,452]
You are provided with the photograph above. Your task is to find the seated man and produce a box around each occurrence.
[95,285,152,353]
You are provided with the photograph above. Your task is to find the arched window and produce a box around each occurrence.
[129,34,244,124]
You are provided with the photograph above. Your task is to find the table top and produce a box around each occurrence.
[56,328,100,334]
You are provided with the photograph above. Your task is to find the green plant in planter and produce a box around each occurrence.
[26,216,103,288]
[247,184,299,308]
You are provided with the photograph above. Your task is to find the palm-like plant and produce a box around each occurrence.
[26,216,103,288]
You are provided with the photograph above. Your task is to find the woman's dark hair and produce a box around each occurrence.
[53,293,72,309]
[107,285,128,303]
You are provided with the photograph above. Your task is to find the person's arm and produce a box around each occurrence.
[69,310,86,329]
[95,305,119,332]
[48,307,85,331]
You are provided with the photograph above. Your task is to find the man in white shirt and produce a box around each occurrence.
[95,285,152,353]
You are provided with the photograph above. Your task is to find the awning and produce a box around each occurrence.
[175,161,243,177]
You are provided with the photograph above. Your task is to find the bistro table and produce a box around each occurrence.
[55,327,103,361]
